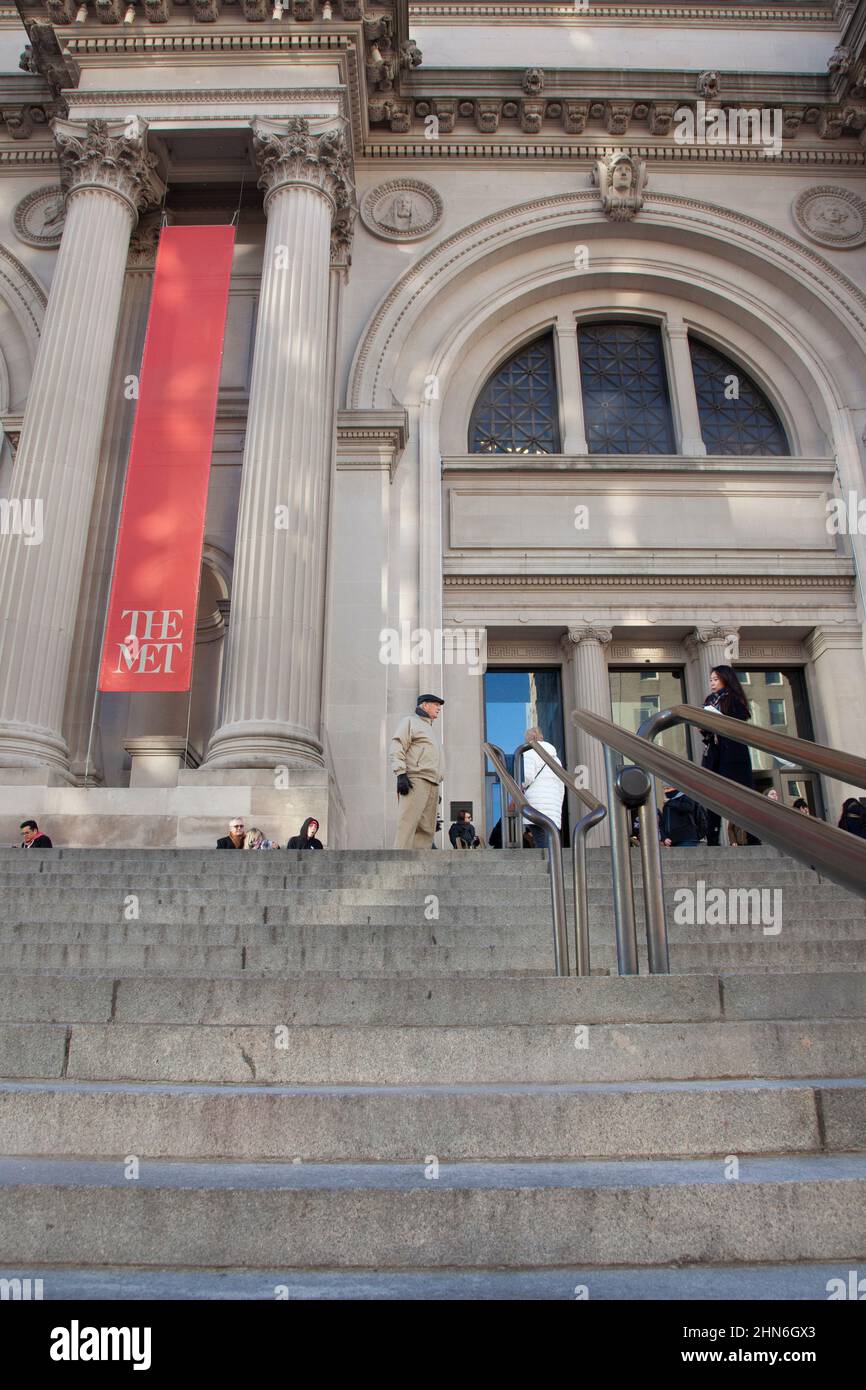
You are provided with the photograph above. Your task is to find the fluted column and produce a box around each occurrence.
[685,625,739,704]
[63,218,161,783]
[206,118,354,769]
[565,625,613,843]
[0,118,163,775]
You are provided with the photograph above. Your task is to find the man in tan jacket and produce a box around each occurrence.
[390,694,444,849]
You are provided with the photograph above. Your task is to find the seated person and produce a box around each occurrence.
[20,819,52,848]
[216,818,246,849]
[449,810,480,848]
[244,827,278,850]
[287,817,323,850]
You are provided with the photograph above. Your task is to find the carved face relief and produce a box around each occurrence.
[793,185,866,248]
[594,155,646,221]
[360,179,443,242]
[13,184,66,247]
[390,194,416,228]
[611,161,634,193]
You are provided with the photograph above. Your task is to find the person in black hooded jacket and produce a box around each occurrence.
[287,816,323,850]
[701,665,760,847]
[838,799,866,839]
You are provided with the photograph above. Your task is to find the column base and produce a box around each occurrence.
[205,720,325,771]
[0,723,75,783]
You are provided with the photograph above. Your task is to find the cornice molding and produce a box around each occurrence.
[409,3,834,22]
[442,455,837,475]
[336,406,408,479]
[443,574,856,588]
[361,142,866,162]
[61,29,356,51]
[66,87,347,107]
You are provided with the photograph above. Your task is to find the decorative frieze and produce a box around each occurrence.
[697,70,721,99]
[2,103,58,141]
[443,574,855,589]
[95,0,125,21]
[738,642,808,661]
[486,641,559,662]
[608,644,687,662]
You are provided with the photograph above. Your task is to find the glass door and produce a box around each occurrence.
[483,668,569,845]
[608,667,692,796]
[736,667,824,817]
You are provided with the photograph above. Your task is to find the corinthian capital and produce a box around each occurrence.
[52,117,165,220]
[252,118,355,231]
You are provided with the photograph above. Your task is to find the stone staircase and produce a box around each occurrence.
[0,846,864,1299]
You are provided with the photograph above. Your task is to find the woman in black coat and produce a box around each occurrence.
[701,665,760,846]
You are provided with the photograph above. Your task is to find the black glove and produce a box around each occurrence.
[396,773,413,796]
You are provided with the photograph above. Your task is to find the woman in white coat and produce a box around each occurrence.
[521,726,565,849]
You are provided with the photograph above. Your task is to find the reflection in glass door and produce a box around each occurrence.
[608,668,691,796]
[483,668,569,845]
[736,667,824,817]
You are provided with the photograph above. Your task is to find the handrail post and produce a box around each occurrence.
[547,828,570,978]
[483,740,570,976]
[572,830,590,977]
[605,746,639,975]
[638,786,669,974]
[513,740,607,977]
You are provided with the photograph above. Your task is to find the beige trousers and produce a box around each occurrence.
[394,777,440,849]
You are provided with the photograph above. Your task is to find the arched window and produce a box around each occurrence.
[689,338,789,455]
[469,333,561,454]
[577,321,675,454]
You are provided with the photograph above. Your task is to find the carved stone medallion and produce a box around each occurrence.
[13,184,66,248]
[360,178,443,242]
[792,185,866,248]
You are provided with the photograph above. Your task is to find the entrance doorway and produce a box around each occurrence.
[737,667,824,817]
[482,668,570,845]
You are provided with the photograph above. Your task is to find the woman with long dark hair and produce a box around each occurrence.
[701,665,760,846]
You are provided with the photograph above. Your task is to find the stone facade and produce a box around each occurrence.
[1,0,865,846]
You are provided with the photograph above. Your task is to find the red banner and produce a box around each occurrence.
[99,225,235,693]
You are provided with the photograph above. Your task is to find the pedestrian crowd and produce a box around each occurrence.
[12,667,866,851]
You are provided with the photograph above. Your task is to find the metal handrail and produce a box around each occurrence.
[641,703,866,791]
[483,740,570,976]
[574,709,866,898]
[512,739,606,977]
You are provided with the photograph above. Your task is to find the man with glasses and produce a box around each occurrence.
[216,818,246,849]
